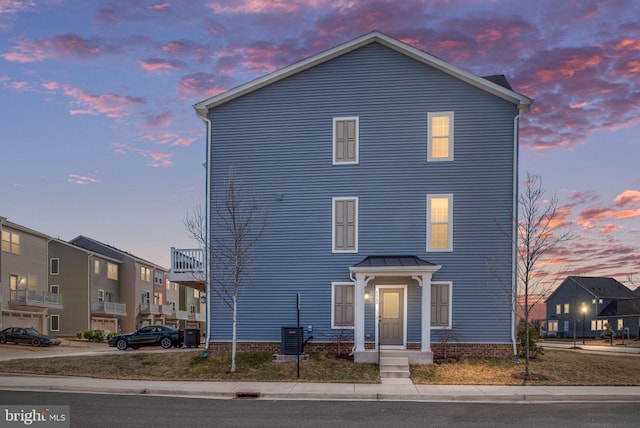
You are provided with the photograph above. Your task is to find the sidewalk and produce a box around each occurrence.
[539,341,640,355]
[1,373,639,402]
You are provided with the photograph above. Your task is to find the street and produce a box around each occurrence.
[1,390,638,428]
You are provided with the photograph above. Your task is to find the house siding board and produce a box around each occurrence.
[207,42,517,344]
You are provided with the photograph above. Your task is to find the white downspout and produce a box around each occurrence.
[511,103,529,355]
[202,115,212,350]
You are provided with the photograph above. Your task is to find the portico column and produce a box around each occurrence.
[354,274,367,352]
[415,273,434,352]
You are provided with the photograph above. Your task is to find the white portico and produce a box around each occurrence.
[349,256,441,364]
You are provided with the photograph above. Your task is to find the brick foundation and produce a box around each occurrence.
[207,341,513,359]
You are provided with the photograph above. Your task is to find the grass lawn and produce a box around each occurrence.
[1,348,640,385]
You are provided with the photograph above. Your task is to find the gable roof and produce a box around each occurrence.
[70,235,165,270]
[194,31,533,117]
[599,298,640,317]
[559,276,637,300]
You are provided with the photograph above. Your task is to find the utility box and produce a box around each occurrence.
[281,327,303,355]
[184,328,200,348]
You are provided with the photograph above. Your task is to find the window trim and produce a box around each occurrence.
[431,281,453,329]
[2,230,21,254]
[331,282,355,329]
[427,111,454,162]
[50,258,60,275]
[50,314,60,332]
[50,284,59,294]
[107,262,118,280]
[426,194,453,252]
[332,117,359,165]
[332,197,359,253]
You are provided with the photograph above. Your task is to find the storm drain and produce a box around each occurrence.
[235,391,261,399]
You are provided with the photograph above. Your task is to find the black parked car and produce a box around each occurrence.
[108,325,183,350]
[0,327,61,347]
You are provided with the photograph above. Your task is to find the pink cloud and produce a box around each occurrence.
[600,224,621,233]
[177,72,232,98]
[111,142,174,167]
[138,58,185,72]
[63,86,145,119]
[615,190,640,207]
[1,34,105,63]
[140,130,197,147]
[42,81,58,90]
[148,2,171,11]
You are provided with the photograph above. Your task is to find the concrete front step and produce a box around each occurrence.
[380,356,410,379]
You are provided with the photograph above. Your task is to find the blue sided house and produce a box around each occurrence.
[193,31,532,363]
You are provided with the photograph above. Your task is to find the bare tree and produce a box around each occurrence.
[517,173,573,378]
[184,169,266,373]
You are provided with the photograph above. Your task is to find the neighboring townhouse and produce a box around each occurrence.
[167,248,206,330]
[47,238,125,336]
[0,217,61,333]
[191,32,532,363]
[546,276,640,339]
[69,236,167,332]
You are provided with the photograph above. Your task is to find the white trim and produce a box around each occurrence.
[193,31,532,117]
[49,284,60,294]
[331,282,355,329]
[50,258,60,275]
[427,112,454,162]
[375,285,408,350]
[430,281,453,329]
[426,194,453,252]
[332,197,359,253]
[332,116,359,165]
[50,314,60,332]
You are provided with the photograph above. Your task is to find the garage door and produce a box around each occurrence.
[2,311,44,332]
[91,317,118,334]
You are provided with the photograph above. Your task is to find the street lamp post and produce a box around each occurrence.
[581,304,587,345]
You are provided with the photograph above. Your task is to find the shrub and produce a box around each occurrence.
[80,329,107,342]
[517,323,543,358]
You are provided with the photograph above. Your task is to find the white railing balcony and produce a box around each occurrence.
[10,290,63,308]
[168,247,205,284]
[189,312,206,322]
[92,301,127,316]
[161,306,189,320]
[139,303,161,315]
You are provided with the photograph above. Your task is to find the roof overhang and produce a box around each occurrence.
[193,31,533,118]
[349,255,441,277]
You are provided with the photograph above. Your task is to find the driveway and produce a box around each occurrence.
[0,339,119,361]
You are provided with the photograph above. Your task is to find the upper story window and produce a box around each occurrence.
[333,117,359,164]
[2,230,20,254]
[94,259,100,274]
[107,263,118,280]
[427,112,454,162]
[427,194,453,252]
[332,197,358,253]
[154,271,163,285]
[140,266,151,282]
[50,258,60,275]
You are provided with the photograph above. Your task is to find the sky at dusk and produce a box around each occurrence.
[1,0,638,286]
